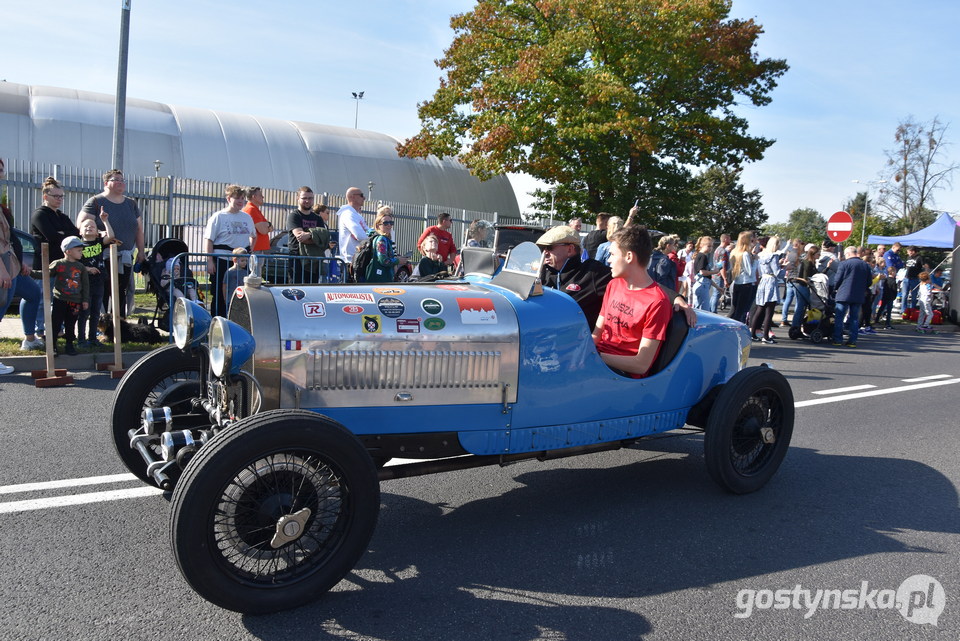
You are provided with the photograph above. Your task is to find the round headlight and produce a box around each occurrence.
[173,298,212,350]
[208,317,256,378]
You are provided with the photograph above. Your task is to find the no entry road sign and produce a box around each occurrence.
[827,211,853,243]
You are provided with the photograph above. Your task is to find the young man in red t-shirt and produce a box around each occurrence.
[592,224,672,378]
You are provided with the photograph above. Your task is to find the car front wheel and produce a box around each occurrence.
[170,409,380,614]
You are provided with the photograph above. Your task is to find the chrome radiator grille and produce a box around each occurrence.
[309,349,504,391]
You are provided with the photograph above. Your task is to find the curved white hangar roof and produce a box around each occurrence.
[0,82,519,217]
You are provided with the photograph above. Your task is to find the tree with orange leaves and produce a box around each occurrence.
[398,0,787,230]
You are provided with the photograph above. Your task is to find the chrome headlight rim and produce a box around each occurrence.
[209,317,232,378]
[173,297,212,350]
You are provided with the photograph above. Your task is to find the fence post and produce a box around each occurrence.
[166,175,174,239]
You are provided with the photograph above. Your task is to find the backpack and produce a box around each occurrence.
[350,236,375,283]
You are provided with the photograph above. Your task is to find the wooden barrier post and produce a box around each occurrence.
[96,243,126,377]
[32,242,73,387]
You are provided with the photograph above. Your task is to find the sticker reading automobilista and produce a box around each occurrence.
[325,292,375,304]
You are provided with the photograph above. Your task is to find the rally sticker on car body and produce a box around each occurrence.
[437,284,471,291]
[284,340,302,350]
[342,305,364,314]
[396,319,420,333]
[457,297,497,324]
[373,287,405,295]
[325,292,375,304]
[234,287,245,299]
[420,298,443,315]
[303,302,326,318]
[281,288,306,301]
[378,297,404,318]
[361,315,382,333]
[423,317,445,331]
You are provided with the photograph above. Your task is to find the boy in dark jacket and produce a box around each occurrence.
[47,236,90,355]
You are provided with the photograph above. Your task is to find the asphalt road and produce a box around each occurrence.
[0,327,957,641]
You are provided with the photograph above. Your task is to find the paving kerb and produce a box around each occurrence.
[0,315,152,372]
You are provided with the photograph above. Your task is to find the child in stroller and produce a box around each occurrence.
[146,238,202,330]
[787,273,835,344]
[160,255,199,302]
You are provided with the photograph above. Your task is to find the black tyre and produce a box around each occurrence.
[704,366,794,494]
[809,328,824,344]
[111,344,204,485]
[788,326,802,340]
[170,410,379,614]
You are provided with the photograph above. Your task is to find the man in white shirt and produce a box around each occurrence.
[336,187,370,275]
[204,184,255,316]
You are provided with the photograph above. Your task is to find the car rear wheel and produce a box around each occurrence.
[170,409,380,614]
[704,366,794,494]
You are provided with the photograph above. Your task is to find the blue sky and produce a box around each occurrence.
[5,0,960,224]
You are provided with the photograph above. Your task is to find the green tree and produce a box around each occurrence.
[686,166,767,238]
[398,0,788,225]
[763,207,825,244]
[844,192,900,247]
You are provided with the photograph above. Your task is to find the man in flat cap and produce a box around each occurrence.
[537,225,612,328]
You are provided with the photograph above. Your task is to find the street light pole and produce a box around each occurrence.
[111,0,132,170]
[352,91,364,129]
[852,179,888,246]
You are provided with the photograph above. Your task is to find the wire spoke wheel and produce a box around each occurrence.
[171,410,379,614]
[213,452,348,584]
[705,367,794,494]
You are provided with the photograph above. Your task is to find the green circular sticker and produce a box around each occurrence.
[423,317,446,331]
[421,298,443,315]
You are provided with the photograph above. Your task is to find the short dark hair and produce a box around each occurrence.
[245,186,261,199]
[438,212,452,222]
[611,224,653,268]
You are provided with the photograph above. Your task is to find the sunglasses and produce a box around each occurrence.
[380,220,395,226]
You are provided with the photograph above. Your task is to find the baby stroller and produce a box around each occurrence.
[145,238,202,331]
[787,273,834,344]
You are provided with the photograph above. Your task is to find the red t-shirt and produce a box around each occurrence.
[417,225,456,262]
[596,278,672,378]
[243,203,271,252]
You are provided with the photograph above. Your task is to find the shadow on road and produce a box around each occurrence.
[243,438,958,639]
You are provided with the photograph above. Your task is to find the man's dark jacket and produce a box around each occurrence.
[540,255,612,328]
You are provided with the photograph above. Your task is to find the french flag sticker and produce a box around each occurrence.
[284,340,302,351]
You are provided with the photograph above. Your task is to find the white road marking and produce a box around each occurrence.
[901,374,953,383]
[812,384,876,395]
[796,377,960,408]
[0,473,137,495]
[0,486,163,514]
[1,376,957,514]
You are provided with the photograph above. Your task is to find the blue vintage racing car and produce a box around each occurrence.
[112,242,794,613]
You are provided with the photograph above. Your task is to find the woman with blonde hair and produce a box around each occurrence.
[690,235,720,310]
[593,216,623,266]
[728,230,757,323]
[750,236,783,343]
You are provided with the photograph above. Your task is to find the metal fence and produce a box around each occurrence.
[0,158,523,260]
